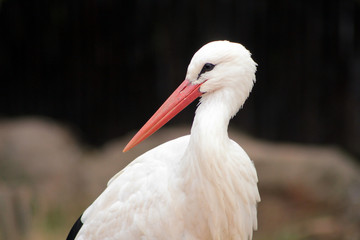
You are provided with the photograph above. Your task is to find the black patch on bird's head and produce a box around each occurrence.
[198,63,215,79]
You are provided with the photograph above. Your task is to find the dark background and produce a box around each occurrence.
[0,0,359,157]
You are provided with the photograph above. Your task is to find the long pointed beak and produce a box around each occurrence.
[123,79,203,152]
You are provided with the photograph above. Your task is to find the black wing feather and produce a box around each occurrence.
[66,214,83,240]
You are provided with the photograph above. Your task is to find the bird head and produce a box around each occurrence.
[123,41,257,152]
[186,41,257,115]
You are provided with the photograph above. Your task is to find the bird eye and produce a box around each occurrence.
[198,63,215,79]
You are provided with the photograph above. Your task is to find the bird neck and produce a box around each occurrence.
[184,89,236,175]
[190,89,236,154]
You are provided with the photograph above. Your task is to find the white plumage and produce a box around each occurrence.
[68,40,260,240]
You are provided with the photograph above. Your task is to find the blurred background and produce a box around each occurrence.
[0,0,359,239]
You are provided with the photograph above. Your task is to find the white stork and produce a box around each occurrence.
[67,40,260,240]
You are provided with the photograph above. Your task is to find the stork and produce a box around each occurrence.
[67,40,260,240]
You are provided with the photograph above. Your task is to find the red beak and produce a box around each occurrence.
[123,79,203,152]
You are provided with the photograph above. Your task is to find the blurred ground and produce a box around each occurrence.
[0,117,359,240]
